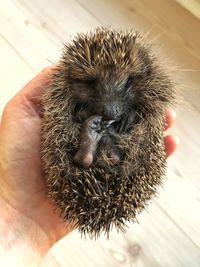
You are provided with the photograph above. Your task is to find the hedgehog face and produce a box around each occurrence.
[71,74,135,123]
[60,29,158,168]
[64,30,154,125]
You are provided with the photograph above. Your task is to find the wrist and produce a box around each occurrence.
[0,198,51,267]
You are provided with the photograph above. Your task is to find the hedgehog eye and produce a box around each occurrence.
[124,75,135,90]
[73,101,90,122]
[85,78,97,87]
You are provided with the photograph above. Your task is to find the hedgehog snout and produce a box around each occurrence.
[100,102,122,121]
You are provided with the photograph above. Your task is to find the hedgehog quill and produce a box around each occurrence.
[41,28,177,238]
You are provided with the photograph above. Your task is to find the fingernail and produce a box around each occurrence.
[169,109,176,119]
[174,136,180,145]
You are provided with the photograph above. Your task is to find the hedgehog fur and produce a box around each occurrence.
[41,27,176,238]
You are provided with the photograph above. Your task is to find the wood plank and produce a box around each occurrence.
[17,0,100,42]
[0,1,60,72]
[0,35,34,114]
[156,103,200,248]
[175,0,200,19]
[126,0,200,61]
[157,165,200,248]
[168,105,200,187]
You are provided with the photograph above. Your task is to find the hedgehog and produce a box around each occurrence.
[41,27,176,238]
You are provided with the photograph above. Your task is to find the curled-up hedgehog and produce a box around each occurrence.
[41,27,177,237]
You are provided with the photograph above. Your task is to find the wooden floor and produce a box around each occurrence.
[0,1,200,266]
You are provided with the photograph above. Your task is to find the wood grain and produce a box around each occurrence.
[175,0,200,19]
[0,35,34,113]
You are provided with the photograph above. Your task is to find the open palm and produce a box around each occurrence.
[0,66,178,250]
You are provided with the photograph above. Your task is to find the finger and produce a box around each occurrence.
[5,65,57,116]
[164,135,179,158]
[164,109,176,131]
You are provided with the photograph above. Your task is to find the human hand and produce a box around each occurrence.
[0,66,72,267]
[0,66,179,266]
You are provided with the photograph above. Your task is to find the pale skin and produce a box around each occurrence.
[0,66,179,267]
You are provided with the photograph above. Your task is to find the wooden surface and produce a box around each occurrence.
[175,0,200,19]
[0,0,200,266]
